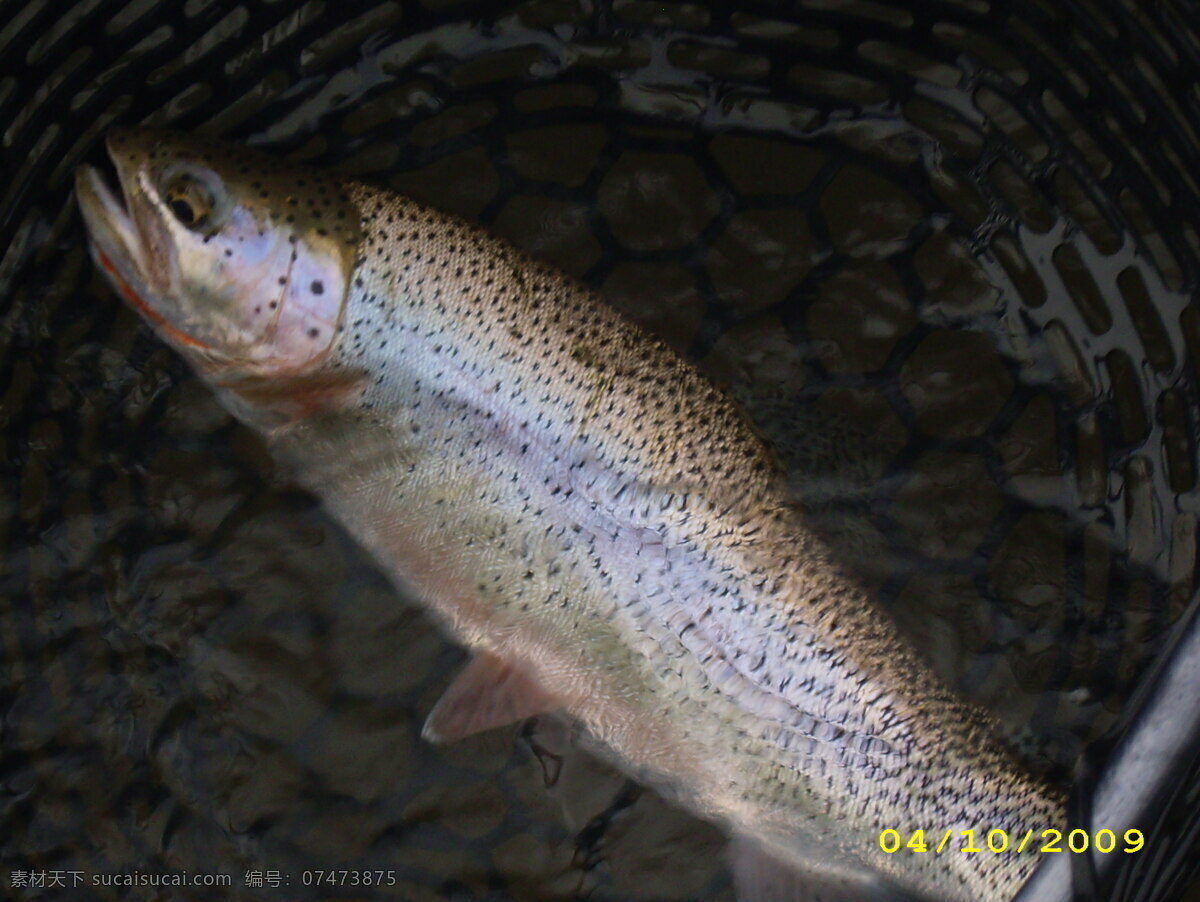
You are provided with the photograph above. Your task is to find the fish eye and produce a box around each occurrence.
[162,172,216,231]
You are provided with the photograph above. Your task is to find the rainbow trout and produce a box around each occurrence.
[75,128,1063,902]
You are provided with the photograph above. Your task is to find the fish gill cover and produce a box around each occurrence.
[1,0,1200,900]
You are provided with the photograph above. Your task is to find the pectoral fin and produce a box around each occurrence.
[422,651,562,743]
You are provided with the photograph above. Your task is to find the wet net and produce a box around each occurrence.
[2,1,1200,900]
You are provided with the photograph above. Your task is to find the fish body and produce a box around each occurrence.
[75,129,1063,901]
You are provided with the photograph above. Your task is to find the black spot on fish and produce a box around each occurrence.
[311,280,324,295]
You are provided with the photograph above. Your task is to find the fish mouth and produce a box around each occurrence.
[75,157,147,289]
[75,135,213,352]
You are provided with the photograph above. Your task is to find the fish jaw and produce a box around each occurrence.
[74,162,190,346]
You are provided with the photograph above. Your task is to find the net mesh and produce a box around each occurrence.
[2,1,1199,899]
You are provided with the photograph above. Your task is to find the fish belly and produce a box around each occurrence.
[260,363,930,900]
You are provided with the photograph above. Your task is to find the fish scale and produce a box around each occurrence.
[76,129,1064,902]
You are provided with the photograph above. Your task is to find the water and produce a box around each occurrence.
[2,1,1199,899]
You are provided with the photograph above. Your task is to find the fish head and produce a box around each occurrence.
[75,127,360,378]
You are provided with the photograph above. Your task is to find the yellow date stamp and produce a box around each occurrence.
[878,828,1144,855]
